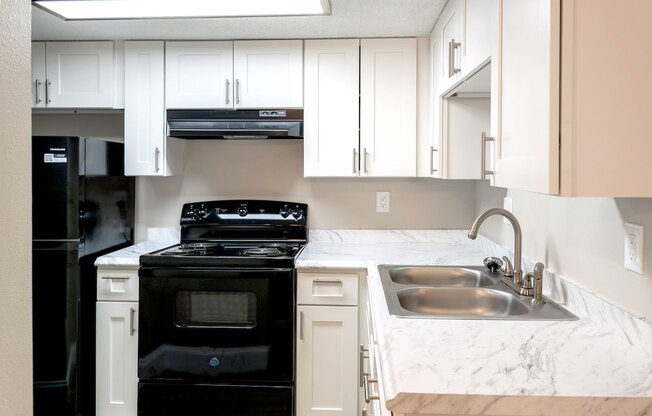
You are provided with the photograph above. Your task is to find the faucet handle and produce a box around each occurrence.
[531,262,545,305]
[501,256,514,277]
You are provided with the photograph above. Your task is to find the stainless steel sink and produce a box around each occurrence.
[389,266,494,287]
[378,265,578,321]
[397,287,530,317]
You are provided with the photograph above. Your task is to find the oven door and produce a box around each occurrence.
[138,267,295,384]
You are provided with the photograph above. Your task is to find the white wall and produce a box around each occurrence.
[0,1,33,415]
[476,181,652,319]
[135,141,478,240]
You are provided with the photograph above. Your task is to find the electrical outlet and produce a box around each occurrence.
[624,223,644,274]
[503,197,513,225]
[376,192,390,213]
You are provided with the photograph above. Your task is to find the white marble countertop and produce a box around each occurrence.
[94,229,652,414]
[298,230,652,416]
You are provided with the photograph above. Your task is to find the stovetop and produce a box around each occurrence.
[140,200,308,269]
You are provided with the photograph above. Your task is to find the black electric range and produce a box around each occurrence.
[137,200,307,416]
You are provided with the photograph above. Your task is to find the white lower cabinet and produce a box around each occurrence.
[96,301,138,416]
[297,305,359,416]
[297,270,364,416]
[96,267,139,416]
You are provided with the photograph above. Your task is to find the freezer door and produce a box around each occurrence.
[32,136,81,240]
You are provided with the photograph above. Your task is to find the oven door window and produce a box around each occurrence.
[175,291,257,328]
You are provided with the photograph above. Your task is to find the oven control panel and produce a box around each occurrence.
[180,200,308,225]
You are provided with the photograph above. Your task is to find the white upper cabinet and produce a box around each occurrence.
[32,41,115,108]
[437,0,463,93]
[496,0,560,194]
[124,41,185,177]
[360,38,417,177]
[233,40,303,108]
[163,40,303,109]
[32,42,46,108]
[165,41,234,109]
[303,39,360,177]
[462,0,497,75]
[497,0,652,196]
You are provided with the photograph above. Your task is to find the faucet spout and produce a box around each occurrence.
[468,208,523,285]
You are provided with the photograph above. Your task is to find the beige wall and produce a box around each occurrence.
[135,141,478,239]
[0,1,33,415]
[476,181,652,319]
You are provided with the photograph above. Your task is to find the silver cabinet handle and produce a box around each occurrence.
[155,147,161,173]
[363,374,379,403]
[235,79,240,105]
[363,148,368,174]
[35,79,42,104]
[481,132,495,179]
[448,39,461,78]
[353,148,358,174]
[299,311,304,341]
[129,307,136,336]
[430,146,438,174]
[226,79,231,105]
[45,79,51,104]
[100,275,131,280]
[313,279,342,285]
[359,345,370,387]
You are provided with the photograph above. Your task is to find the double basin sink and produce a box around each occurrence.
[378,265,577,320]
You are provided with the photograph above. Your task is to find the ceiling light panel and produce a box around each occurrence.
[33,0,331,20]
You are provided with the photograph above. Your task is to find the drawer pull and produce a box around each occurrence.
[100,275,131,280]
[313,279,342,285]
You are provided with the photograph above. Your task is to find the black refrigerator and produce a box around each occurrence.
[32,136,135,416]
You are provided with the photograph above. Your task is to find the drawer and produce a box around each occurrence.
[297,272,359,306]
[97,268,138,301]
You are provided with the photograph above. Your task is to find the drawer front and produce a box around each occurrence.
[298,272,359,306]
[97,269,138,301]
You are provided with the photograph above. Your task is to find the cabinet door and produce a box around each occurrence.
[461,0,497,76]
[45,41,114,108]
[438,0,463,92]
[429,31,443,178]
[32,42,46,108]
[296,305,358,416]
[166,41,233,109]
[233,40,303,108]
[124,41,166,176]
[360,38,417,177]
[96,302,138,416]
[304,39,360,177]
[495,0,560,194]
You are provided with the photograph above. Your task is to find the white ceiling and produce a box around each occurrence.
[32,0,447,41]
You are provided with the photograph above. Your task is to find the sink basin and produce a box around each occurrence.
[378,265,578,321]
[389,266,495,287]
[397,287,529,317]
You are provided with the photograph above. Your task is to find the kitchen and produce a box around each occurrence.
[3,0,652,415]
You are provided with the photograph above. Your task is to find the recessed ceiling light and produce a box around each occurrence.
[32,0,332,21]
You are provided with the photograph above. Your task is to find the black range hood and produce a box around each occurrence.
[167,109,303,140]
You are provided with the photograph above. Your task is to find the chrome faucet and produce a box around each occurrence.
[467,208,523,286]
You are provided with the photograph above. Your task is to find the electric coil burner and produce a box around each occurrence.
[138,200,307,416]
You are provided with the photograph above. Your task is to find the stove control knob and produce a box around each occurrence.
[184,207,195,218]
[237,205,248,217]
[280,205,290,218]
[195,205,208,220]
[292,208,303,220]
